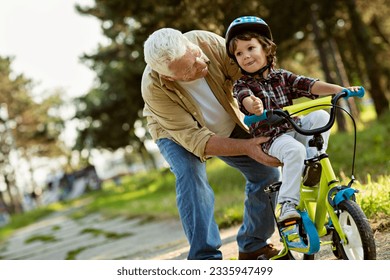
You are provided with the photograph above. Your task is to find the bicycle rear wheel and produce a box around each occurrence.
[332,200,376,260]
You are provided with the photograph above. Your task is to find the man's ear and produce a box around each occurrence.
[161,74,175,81]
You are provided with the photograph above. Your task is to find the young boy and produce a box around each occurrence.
[225,16,360,221]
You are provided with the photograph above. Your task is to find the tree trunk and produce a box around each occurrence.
[0,190,11,214]
[310,3,347,132]
[328,38,360,122]
[3,175,23,214]
[138,141,158,170]
[345,0,389,117]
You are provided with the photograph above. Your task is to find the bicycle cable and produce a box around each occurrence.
[288,103,358,179]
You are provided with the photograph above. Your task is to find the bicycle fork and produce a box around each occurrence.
[314,156,357,246]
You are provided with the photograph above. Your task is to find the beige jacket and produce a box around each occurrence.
[141,30,247,161]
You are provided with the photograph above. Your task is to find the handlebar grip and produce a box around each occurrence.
[244,109,268,126]
[342,86,365,98]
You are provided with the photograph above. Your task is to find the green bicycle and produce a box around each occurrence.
[244,87,376,260]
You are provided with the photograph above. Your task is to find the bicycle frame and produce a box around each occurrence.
[245,88,375,259]
[283,97,352,248]
[298,154,348,242]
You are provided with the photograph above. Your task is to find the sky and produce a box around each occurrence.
[0,0,105,99]
[0,0,110,186]
[0,1,161,187]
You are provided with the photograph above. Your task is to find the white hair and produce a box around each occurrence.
[143,28,190,76]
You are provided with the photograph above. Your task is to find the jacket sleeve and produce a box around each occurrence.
[141,69,214,161]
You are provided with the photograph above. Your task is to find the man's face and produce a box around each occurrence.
[167,45,210,82]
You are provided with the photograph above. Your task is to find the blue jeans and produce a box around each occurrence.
[156,138,280,260]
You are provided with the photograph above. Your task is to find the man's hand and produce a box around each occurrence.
[204,135,282,167]
[245,137,282,167]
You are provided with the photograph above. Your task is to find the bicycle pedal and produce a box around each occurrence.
[277,217,301,228]
[264,181,282,193]
[279,222,301,243]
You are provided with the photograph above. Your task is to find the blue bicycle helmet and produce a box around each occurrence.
[225,16,273,59]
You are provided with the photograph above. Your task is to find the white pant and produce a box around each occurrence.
[268,110,330,204]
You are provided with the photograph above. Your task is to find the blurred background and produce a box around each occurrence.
[0,0,389,249]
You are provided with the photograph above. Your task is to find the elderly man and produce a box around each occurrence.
[141,28,280,260]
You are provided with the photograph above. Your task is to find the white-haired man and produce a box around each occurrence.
[141,28,281,260]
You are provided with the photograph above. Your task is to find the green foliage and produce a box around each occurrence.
[66,246,90,260]
[69,159,248,227]
[328,111,390,182]
[0,202,69,242]
[0,56,65,157]
[80,228,133,239]
[73,0,390,152]
[69,169,178,220]
[356,175,390,218]
[24,234,58,244]
[207,159,246,227]
[0,114,388,240]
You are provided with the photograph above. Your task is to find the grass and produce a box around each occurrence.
[327,108,390,182]
[24,234,58,244]
[0,204,62,241]
[80,228,133,239]
[0,110,389,242]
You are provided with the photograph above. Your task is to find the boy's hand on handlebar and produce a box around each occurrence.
[247,137,282,167]
[243,95,264,116]
[343,86,365,99]
[345,86,361,92]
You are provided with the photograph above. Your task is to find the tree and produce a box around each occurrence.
[73,0,280,152]
[0,56,65,214]
[73,0,389,158]
[344,0,389,117]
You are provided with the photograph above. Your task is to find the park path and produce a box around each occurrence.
[1,208,386,260]
[0,208,266,260]
[0,211,187,260]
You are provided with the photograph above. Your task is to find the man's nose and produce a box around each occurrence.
[196,57,208,67]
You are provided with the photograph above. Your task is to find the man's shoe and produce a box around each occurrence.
[238,244,280,260]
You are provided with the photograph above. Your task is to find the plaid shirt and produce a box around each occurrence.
[234,68,318,152]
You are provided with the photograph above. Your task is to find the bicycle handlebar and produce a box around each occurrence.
[243,87,365,136]
[342,87,365,98]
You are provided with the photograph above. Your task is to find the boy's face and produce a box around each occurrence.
[233,38,267,74]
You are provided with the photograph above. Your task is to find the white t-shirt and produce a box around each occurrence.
[178,78,236,137]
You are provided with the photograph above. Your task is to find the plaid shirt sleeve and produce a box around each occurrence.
[283,70,319,99]
[233,79,253,115]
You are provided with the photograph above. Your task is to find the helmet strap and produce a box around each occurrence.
[241,62,272,78]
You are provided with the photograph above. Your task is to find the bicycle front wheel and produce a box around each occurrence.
[332,200,376,260]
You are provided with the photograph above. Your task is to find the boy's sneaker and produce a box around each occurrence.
[278,201,300,222]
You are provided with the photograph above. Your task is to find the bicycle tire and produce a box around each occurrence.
[332,200,376,260]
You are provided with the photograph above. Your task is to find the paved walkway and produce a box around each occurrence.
[1,210,337,260]
[0,209,284,260]
[0,212,187,260]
